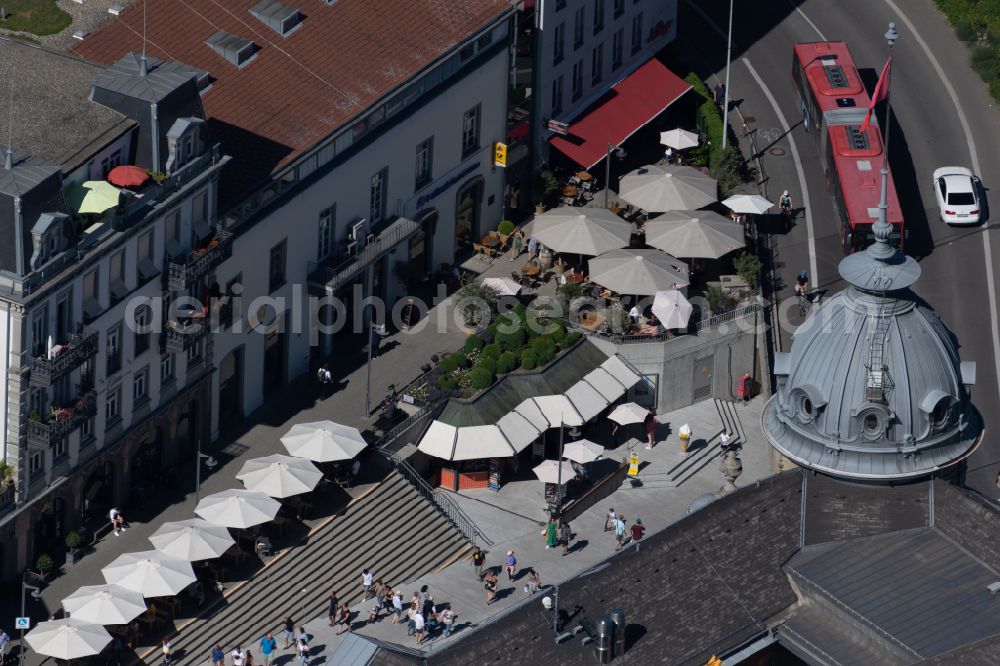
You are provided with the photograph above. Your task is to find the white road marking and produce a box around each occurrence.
[794,5,827,40]
[743,58,819,288]
[880,0,1000,404]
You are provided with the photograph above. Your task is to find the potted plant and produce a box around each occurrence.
[35,553,54,581]
[0,461,12,488]
[28,410,40,422]
[65,531,83,565]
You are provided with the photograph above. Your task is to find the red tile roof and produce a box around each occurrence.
[73,0,509,203]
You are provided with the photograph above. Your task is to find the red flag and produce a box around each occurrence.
[860,57,892,132]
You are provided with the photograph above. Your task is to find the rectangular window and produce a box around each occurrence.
[80,417,93,440]
[591,44,604,85]
[31,310,47,358]
[370,168,388,223]
[160,354,174,384]
[134,305,151,356]
[105,387,120,424]
[631,13,643,54]
[573,8,585,48]
[222,274,241,328]
[192,190,208,226]
[137,229,157,280]
[318,205,334,261]
[415,137,433,189]
[29,449,43,476]
[553,23,565,65]
[613,0,624,18]
[461,104,481,157]
[551,75,564,116]
[269,240,287,292]
[612,28,624,70]
[593,0,605,34]
[164,210,182,259]
[572,60,583,101]
[83,268,101,322]
[133,368,148,403]
[187,339,202,363]
[54,437,67,461]
[106,324,122,376]
[109,250,127,302]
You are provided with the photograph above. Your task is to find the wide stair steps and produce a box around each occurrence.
[165,472,471,665]
[646,399,748,489]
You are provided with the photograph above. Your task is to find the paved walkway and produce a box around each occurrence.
[185,397,771,664]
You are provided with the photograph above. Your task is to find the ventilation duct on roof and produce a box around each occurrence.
[206,31,258,68]
[249,0,303,37]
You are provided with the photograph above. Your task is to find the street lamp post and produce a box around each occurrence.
[20,577,41,666]
[721,0,734,150]
[604,143,626,208]
[876,22,898,231]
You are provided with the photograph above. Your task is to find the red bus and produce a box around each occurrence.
[792,41,905,253]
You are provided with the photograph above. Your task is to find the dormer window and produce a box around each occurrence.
[249,0,303,37]
[206,31,258,68]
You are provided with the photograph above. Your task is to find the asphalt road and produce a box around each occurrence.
[680,0,1000,496]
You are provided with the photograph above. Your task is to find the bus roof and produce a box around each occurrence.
[828,123,903,227]
[794,42,868,113]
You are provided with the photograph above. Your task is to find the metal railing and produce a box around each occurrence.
[569,301,762,341]
[29,327,99,387]
[163,320,207,353]
[695,302,761,331]
[26,389,98,447]
[387,454,493,546]
[374,403,438,450]
[308,217,419,292]
[166,229,234,290]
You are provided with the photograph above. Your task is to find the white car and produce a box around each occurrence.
[933,166,981,224]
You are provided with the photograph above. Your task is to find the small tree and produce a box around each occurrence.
[65,530,82,551]
[36,554,54,576]
[734,251,762,290]
[455,282,502,328]
[498,220,515,236]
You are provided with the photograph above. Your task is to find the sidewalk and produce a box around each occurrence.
[190,397,771,664]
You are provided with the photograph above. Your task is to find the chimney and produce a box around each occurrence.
[595,616,613,664]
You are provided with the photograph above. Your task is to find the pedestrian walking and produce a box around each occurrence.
[613,513,627,551]
[426,600,439,633]
[505,550,517,581]
[713,82,727,107]
[545,516,558,549]
[327,591,338,626]
[525,568,541,595]
[231,647,245,666]
[719,431,731,452]
[210,646,225,666]
[161,638,172,666]
[527,236,538,261]
[361,568,374,600]
[483,571,498,605]
[336,605,351,635]
[644,409,657,450]
[282,617,294,649]
[418,584,429,612]
[440,608,457,638]
[368,601,381,624]
[297,639,308,666]
[413,609,426,644]
[316,365,331,398]
[510,230,524,261]
[392,590,404,624]
[604,507,615,532]
[244,651,254,666]
[560,521,573,556]
[259,634,277,666]
[0,629,10,666]
[469,546,486,580]
[631,517,646,551]
[296,627,308,650]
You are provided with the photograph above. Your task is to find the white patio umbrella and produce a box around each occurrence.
[149,518,235,561]
[25,619,111,660]
[652,290,694,329]
[608,402,650,425]
[281,421,368,462]
[562,439,605,464]
[643,211,746,259]
[236,454,323,498]
[618,165,717,212]
[101,551,197,597]
[194,489,281,529]
[482,276,522,296]
[61,584,147,625]
[659,128,699,150]
[532,459,577,484]
[588,248,690,295]
[529,207,632,256]
[722,193,774,215]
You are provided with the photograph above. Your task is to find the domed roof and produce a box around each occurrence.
[763,218,982,480]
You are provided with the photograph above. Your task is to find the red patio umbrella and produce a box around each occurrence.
[107,165,150,188]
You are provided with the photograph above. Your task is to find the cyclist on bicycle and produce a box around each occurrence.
[794,270,809,297]
[779,190,793,216]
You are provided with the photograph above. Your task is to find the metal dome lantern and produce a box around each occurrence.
[763,217,982,480]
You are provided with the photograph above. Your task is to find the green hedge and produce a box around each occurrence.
[470,367,495,390]
[520,350,538,371]
[497,351,519,374]
[481,343,502,360]
[463,335,485,353]
[935,0,1000,102]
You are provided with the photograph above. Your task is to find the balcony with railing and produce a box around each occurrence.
[308,216,419,293]
[163,317,208,353]
[167,229,234,290]
[29,327,99,387]
[26,389,98,447]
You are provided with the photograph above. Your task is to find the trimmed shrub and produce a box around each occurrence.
[36,554,54,574]
[481,343,502,360]
[532,337,556,366]
[498,220,515,236]
[449,352,469,368]
[549,324,567,343]
[520,350,538,371]
[497,351,519,374]
[477,357,496,374]
[496,326,526,352]
[440,355,459,373]
[437,376,459,390]
[564,331,583,346]
[464,335,485,353]
[470,367,495,390]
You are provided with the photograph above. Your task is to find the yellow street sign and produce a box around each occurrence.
[627,452,640,476]
[494,142,508,167]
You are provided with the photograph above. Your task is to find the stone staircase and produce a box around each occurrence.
[651,399,749,489]
[164,472,472,665]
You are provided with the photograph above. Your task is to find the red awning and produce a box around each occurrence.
[550,59,692,169]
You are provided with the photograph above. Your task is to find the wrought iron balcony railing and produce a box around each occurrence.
[163,318,207,353]
[29,328,99,387]
[308,217,419,293]
[26,389,98,447]
[166,229,234,290]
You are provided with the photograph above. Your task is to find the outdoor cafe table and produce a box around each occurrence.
[480,234,501,249]
[562,185,579,197]
[576,171,594,182]
[521,263,541,277]
[563,272,585,285]
[579,313,605,331]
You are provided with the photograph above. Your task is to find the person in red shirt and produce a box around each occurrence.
[630,518,645,551]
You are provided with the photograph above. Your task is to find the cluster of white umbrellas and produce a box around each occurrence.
[27,420,368,659]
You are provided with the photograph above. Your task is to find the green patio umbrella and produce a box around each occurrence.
[67,180,121,215]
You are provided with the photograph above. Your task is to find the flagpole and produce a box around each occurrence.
[877,23,898,232]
